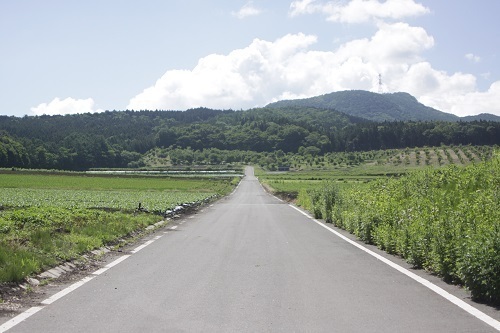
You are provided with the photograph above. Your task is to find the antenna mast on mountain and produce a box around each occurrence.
[378,73,383,94]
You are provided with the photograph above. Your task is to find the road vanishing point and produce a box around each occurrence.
[1,167,499,332]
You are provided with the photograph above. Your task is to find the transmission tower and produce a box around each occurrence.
[378,73,383,94]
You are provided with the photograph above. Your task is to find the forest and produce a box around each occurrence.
[1,107,499,170]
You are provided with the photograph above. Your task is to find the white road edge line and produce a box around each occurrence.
[1,233,168,331]
[105,254,131,268]
[0,306,44,333]
[1,254,134,331]
[93,254,132,275]
[131,240,155,254]
[289,204,500,332]
[41,276,95,305]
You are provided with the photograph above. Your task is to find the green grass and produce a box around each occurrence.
[0,173,238,283]
[0,173,226,191]
[257,165,394,198]
[0,207,160,282]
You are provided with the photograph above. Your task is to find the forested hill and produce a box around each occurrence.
[1,106,499,170]
[461,113,500,122]
[266,90,500,122]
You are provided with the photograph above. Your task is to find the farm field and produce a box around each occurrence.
[258,145,498,196]
[0,173,234,212]
[0,172,237,283]
[277,144,497,171]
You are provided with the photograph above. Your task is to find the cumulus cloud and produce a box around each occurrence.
[127,33,319,110]
[232,1,262,19]
[31,97,104,116]
[453,82,500,116]
[336,22,434,64]
[289,0,430,23]
[421,81,500,117]
[465,53,481,63]
[127,23,500,117]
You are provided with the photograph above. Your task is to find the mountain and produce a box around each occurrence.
[461,113,500,122]
[267,90,466,122]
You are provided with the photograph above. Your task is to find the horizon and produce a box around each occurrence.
[1,89,497,119]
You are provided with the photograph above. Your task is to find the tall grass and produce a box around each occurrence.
[0,207,160,282]
[298,152,500,304]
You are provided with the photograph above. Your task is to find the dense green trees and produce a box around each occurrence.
[0,131,31,168]
[0,107,499,170]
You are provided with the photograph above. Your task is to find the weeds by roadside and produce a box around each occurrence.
[296,152,499,304]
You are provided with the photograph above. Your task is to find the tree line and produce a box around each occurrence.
[1,107,499,170]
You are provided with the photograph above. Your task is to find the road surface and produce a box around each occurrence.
[2,167,499,332]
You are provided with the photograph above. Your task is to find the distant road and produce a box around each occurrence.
[3,167,499,332]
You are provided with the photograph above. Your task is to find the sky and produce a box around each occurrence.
[1,0,499,118]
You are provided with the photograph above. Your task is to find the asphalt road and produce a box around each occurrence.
[3,167,499,332]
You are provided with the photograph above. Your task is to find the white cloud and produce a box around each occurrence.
[127,33,319,111]
[465,53,481,63]
[454,82,500,116]
[232,1,262,19]
[421,81,500,117]
[289,0,430,23]
[127,23,500,117]
[31,97,104,116]
[335,22,434,64]
[481,72,491,80]
[289,0,317,16]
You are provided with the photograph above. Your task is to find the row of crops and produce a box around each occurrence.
[295,151,499,304]
[0,173,237,283]
[0,188,215,213]
[279,144,497,170]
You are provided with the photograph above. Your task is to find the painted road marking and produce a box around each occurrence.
[41,276,95,305]
[289,204,500,332]
[105,255,131,268]
[92,267,110,276]
[0,306,43,332]
[131,240,155,254]
[0,233,164,332]
[93,255,131,275]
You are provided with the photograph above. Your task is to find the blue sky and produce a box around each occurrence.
[1,0,499,117]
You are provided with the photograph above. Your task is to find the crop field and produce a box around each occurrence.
[258,145,498,196]
[0,173,233,212]
[257,164,400,198]
[0,173,237,283]
[280,144,497,171]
